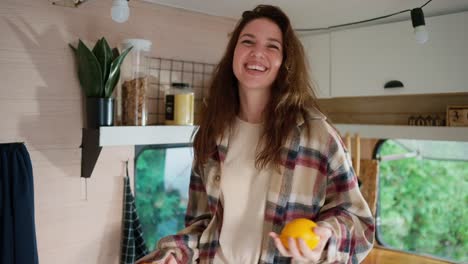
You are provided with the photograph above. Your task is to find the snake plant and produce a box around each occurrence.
[69,37,132,98]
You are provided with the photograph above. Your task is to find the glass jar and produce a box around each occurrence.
[118,39,152,126]
[165,82,194,125]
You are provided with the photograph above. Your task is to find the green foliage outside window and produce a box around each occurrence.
[378,140,468,262]
[135,148,188,250]
[133,142,467,261]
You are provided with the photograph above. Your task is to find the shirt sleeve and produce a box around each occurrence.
[316,130,375,264]
[136,166,212,264]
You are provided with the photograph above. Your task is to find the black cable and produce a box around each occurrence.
[421,0,433,9]
[295,9,412,32]
[295,0,433,32]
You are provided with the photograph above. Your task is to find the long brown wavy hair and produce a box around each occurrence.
[193,4,321,172]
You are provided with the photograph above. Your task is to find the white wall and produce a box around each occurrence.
[0,0,235,263]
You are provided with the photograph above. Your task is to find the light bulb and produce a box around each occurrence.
[111,0,129,23]
[411,8,428,44]
[414,25,428,44]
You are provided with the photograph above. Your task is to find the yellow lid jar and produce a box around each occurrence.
[164,82,194,125]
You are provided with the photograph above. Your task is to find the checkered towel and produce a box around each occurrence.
[120,164,148,264]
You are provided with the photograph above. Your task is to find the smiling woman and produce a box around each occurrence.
[233,18,283,123]
[137,5,374,264]
[234,19,283,89]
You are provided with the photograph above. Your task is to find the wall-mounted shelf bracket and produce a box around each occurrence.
[80,128,102,178]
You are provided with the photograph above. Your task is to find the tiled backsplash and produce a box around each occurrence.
[147,57,215,124]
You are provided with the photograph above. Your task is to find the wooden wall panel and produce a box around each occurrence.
[319,93,468,157]
[318,93,468,125]
[363,246,452,264]
[0,0,235,263]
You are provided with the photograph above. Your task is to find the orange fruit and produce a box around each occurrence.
[279,218,320,250]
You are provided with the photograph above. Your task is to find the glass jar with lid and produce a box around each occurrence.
[118,39,152,126]
[165,82,194,125]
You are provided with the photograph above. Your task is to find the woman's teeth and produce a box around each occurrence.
[246,64,266,72]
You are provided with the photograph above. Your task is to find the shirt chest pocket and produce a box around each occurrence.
[202,161,222,212]
[268,166,325,220]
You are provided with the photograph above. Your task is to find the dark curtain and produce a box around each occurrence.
[0,143,39,264]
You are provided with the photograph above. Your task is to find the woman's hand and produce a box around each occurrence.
[139,253,178,264]
[163,254,178,264]
[269,225,332,263]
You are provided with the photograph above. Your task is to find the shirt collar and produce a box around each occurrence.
[295,106,327,127]
[217,107,326,147]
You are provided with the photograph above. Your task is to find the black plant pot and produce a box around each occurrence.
[86,97,114,128]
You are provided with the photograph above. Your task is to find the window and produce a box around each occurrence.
[134,145,193,250]
[375,139,468,262]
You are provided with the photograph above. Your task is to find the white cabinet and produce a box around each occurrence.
[330,11,468,97]
[301,33,331,98]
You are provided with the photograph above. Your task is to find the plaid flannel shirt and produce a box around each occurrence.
[137,108,375,264]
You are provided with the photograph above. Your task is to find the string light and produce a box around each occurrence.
[411,8,428,43]
[111,0,130,23]
[295,0,432,44]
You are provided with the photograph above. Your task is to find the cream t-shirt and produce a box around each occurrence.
[213,117,270,264]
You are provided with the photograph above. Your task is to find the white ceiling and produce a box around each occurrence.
[141,0,468,29]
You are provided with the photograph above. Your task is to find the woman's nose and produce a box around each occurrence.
[249,47,264,58]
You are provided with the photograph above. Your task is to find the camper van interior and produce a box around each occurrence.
[1,0,467,263]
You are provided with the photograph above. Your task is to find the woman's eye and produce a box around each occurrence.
[268,45,280,50]
[241,39,254,45]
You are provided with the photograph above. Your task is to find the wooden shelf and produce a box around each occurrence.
[335,124,468,141]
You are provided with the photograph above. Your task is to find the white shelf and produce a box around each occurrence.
[97,124,468,145]
[81,124,467,178]
[98,125,197,146]
[335,124,468,142]
[80,126,196,178]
